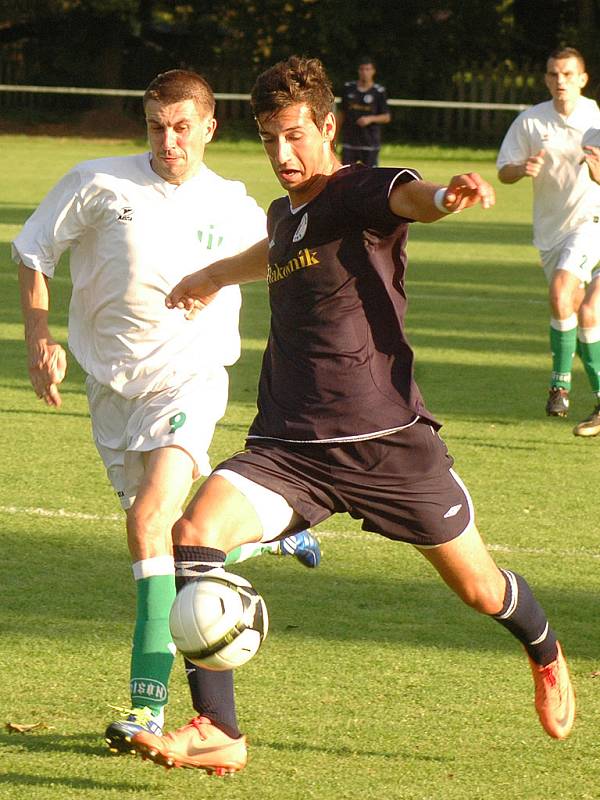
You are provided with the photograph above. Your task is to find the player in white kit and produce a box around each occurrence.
[497,47,600,430]
[13,69,320,751]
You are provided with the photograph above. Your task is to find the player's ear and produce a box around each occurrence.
[322,111,336,144]
[204,117,217,143]
[580,71,589,90]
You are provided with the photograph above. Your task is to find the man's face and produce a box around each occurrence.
[257,103,336,200]
[358,63,376,84]
[146,98,216,184]
[544,57,588,106]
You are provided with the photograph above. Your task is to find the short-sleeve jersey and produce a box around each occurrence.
[341,81,389,149]
[247,164,438,444]
[496,97,600,251]
[12,154,266,398]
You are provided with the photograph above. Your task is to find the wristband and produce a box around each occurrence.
[433,186,451,213]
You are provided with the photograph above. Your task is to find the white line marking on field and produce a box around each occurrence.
[410,292,545,306]
[0,505,120,522]
[2,505,597,560]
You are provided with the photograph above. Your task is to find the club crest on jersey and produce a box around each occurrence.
[197,224,224,250]
[292,212,308,243]
[117,207,134,222]
[267,247,320,284]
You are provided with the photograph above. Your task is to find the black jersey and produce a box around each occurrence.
[341,81,389,149]
[247,165,439,444]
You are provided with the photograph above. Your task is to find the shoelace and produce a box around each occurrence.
[108,704,154,724]
[536,662,559,692]
[189,715,212,739]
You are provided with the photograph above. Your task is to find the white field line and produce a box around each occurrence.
[0,505,121,522]
[409,292,546,305]
[2,505,598,560]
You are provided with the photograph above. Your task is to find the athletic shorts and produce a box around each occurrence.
[214,420,474,548]
[86,369,228,509]
[342,145,380,167]
[540,222,600,284]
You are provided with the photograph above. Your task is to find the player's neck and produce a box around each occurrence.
[288,160,342,208]
[357,79,374,91]
[553,96,580,118]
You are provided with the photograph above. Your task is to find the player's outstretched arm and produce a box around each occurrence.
[166,238,269,320]
[497,150,545,183]
[18,262,66,408]
[389,173,495,223]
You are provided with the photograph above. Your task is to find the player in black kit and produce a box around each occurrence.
[131,56,575,774]
[339,56,391,166]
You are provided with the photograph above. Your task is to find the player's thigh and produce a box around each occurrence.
[175,471,297,552]
[415,523,505,614]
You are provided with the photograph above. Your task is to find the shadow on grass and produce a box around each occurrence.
[3,525,596,660]
[0,723,452,770]
[0,203,36,226]
[0,771,155,794]
[1,731,106,758]
[253,735,452,763]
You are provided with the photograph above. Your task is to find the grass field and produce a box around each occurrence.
[1,134,599,800]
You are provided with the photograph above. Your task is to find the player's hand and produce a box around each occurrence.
[442,173,496,212]
[27,337,66,407]
[582,145,600,185]
[166,270,221,320]
[355,116,372,127]
[522,149,545,178]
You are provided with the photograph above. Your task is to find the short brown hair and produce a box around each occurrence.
[547,47,586,72]
[251,56,334,129]
[143,69,215,116]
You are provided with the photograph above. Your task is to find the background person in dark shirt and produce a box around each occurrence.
[130,55,575,775]
[339,56,391,166]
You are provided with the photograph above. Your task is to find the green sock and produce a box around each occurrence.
[225,541,279,565]
[578,335,600,394]
[130,574,176,714]
[550,323,577,389]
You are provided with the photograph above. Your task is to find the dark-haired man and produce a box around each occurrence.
[339,56,391,166]
[497,47,600,426]
[13,68,320,752]
[131,55,574,776]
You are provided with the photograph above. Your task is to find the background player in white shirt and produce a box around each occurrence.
[497,47,600,429]
[13,69,320,751]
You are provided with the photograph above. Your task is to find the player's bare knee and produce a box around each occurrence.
[457,579,504,615]
[578,302,599,328]
[126,504,173,553]
[172,515,216,547]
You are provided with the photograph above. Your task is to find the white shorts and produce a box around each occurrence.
[540,223,600,284]
[86,369,229,509]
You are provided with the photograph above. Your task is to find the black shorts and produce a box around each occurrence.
[215,420,473,547]
[342,145,380,167]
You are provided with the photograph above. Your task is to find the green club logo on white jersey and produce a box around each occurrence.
[197,225,224,250]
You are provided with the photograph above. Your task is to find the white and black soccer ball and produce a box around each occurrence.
[169,569,269,671]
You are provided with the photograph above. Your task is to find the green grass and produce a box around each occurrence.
[1,135,599,800]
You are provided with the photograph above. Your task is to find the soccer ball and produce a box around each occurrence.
[169,569,269,671]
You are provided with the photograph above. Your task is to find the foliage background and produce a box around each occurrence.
[1,1,600,138]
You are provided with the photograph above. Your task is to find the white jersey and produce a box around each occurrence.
[496,97,600,251]
[12,154,266,398]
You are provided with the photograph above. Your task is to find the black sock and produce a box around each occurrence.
[174,545,240,739]
[492,569,558,666]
